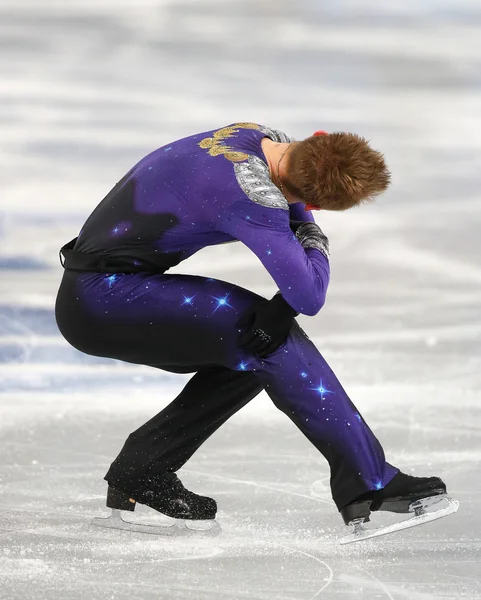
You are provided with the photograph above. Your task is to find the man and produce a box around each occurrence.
[55,122,451,537]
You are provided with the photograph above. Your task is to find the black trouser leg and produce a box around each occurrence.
[57,270,397,510]
[104,366,264,495]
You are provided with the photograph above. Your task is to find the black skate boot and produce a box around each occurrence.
[378,472,446,514]
[92,472,219,536]
[339,471,458,544]
[341,471,446,525]
[107,472,217,520]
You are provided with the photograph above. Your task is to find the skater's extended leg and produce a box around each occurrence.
[249,324,398,510]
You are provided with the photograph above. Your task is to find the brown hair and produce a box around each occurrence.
[283,133,391,210]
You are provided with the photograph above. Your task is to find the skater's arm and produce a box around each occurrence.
[219,200,330,316]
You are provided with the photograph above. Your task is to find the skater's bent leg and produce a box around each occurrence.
[104,366,264,494]
[252,324,398,510]
[56,271,268,495]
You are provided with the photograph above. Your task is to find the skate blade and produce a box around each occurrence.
[91,509,221,537]
[340,495,459,545]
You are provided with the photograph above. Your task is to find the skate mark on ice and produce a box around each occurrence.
[313,321,481,346]
[0,524,87,544]
[265,540,333,599]
[184,469,333,506]
[0,313,37,365]
[356,567,395,600]
[109,545,224,567]
[366,237,481,285]
[309,476,332,502]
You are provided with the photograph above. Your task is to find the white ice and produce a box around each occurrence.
[1,0,481,598]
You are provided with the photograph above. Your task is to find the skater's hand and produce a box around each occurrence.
[236,293,297,358]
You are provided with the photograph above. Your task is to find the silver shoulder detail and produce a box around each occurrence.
[233,155,289,210]
[259,125,295,144]
[295,222,330,259]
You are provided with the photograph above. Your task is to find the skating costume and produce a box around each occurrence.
[56,122,399,514]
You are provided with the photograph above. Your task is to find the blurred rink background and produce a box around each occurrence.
[1,0,481,598]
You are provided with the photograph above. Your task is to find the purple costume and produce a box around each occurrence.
[55,122,397,510]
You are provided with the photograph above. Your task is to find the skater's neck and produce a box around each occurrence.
[261,138,302,205]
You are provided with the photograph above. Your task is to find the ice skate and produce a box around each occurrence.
[339,472,459,544]
[91,472,220,536]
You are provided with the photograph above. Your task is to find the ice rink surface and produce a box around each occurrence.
[1,0,481,598]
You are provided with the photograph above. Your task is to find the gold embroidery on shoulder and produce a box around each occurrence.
[198,123,260,163]
[199,138,214,149]
[213,126,237,139]
[235,122,260,129]
[209,145,227,157]
[223,151,249,162]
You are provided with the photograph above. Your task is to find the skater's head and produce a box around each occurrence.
[282,131,391,211]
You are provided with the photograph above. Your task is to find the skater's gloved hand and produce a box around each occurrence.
[236,293,298,358]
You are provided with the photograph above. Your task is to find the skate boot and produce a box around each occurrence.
[92,472,220,536]
[339,471,458,544]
